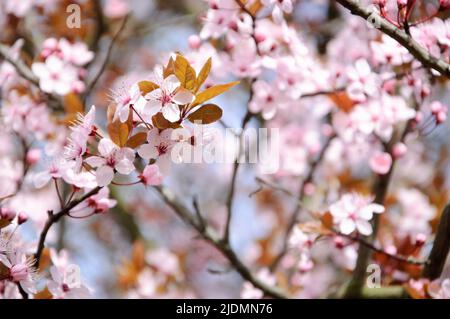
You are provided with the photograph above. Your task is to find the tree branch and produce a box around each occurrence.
[336,0,450,78]
[85,15,129,97]
[423,202,450,279]
[34,187,102,269]
[0,44,39,86]
[154,185,288,299]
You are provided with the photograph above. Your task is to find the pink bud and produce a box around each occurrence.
[18,212,28,225]
[188,35,201,50]
[255,33,266,43]
[9,264,28,282]
[415,233,426,246]
[397,0,407,7]
[440,0,450,10]
[392,142,407,159]
[437,111,447,124]
[369,152,392,175]
[140,165,163,186]
[334,236,345,249]
[0,208,16,221]
[26,149,41,166]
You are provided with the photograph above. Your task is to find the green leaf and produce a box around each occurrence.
[187,104,223,124]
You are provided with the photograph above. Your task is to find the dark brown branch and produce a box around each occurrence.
[154,185,288,299]
[423,203,450,279]
[335,0,450,77]
[34,187,102,269]
[0,44,39,86]
[337,231,426,266]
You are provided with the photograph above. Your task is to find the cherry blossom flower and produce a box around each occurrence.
[110,83,148,123]
[0,250,37,294]
[104,0,130,18]
[59,39,94,66]
[262,0,294,24]
[69,188,117,218]
[330,193,385,236]
[140,164,164,186]
[249,80,283,120]
[47,249,90,299]
[33,158,74,189]
[346,59,379,102]
[31,56,78,95]
[138,128,175,174]
[85,138,135,186]
[145,73,194,122]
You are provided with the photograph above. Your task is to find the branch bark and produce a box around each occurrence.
[423,203,450,280]
[336,0,450,78]
[34,187,102,269]
[154,185,288,299]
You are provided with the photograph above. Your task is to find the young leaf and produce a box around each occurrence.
[152,112,180,129]
[62,93,84,124]
[138,81,159,96]
[195,57,212,93]
[108,111,133,147]
[163,56,176,78]
[187,104,223,124]
[175,54,196,91]
[191,81,240,107]
[126,132,148,149]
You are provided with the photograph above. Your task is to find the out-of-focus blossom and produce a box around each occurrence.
[330,193,385,236]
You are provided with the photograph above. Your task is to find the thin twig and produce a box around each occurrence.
[85,15,129,96]
[154,185,288,299]
[33,187,102,270]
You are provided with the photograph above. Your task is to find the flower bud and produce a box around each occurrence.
[415,233,426,246]
[9,264,28,282]
[26,149,41,166]
[392,142,407,159]
[0,208,16,222]
[18,212,28,225]
[188,35,201,50]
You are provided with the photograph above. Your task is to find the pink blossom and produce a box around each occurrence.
[346,59,379,102]
[47,250,90,299]
[31,56,78,95]
[69,188,117,218]
[140,164,163,186]
[330,193,385,236]
[262,0,294,24]
[138,128,175,174]
[249,80,283,120]
[110,83,147,123]
[85,138,135,186]
[0,250,36,294]
[104,0,130,18]
[369,152,392,175]
[145,72,194,122]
